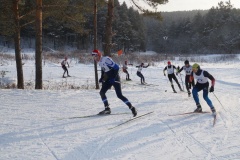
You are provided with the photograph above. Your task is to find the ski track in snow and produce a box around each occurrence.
[1,60,240,160]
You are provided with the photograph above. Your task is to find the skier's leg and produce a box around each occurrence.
[141,73,145,83]
[173,75,182,90]
[192,86,200,105]
[185,76,191,96]
[113,77,137,116]
[62,66,67,77]
[113,83,132,107]
[99,83,111,107]
[66,68,69,76]
[126,70,130,80]
[185,76,189,91]
[168,75,176,92]
[137,72,142,83]
[123,70,127,80]
[202,87,214,109]
[168,75,173,84]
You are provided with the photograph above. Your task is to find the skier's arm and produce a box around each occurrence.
[67,61,70,68]
[178,66,184,73]
[203,71,215,86]
[143,64,149,68]
[99,70,105,82]
[163,66,167,76]
[172,65,178,73]
[61,60,64,66]
[189,71,194,82]
[106,62,119,79]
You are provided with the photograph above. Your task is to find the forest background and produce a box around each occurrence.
[1,0,239,55]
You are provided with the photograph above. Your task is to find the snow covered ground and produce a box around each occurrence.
[1,54,240,160]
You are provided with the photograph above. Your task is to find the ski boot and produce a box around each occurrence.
[179,86,183,92]
[130,106,137,117]
[67,75,71,77]
[98,107,111,115]
[171,85,177,93]
[194,104,202,112]
[188,91,191,97]
[211,107,216,116]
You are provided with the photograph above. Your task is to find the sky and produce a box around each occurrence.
[1,49,240,159]
[119,0,240,12]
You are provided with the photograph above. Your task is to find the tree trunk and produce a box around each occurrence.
[103,0,114,56]
[93,0,99,89]
[13,0,24,89]
[35,0,42,89]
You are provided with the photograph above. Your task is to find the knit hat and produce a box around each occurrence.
[92,49,102,57]
[192,63,200,70]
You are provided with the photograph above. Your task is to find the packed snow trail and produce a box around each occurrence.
[1,61,240,160]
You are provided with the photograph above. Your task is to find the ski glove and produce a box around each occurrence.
[108,78,115,84]
[209,86,214,92]
[99,78,103,83]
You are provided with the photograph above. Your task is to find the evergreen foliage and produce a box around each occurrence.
[145,1,240,54]
[0,0,240,54]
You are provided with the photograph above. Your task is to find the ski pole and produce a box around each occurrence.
[212,92,227,112]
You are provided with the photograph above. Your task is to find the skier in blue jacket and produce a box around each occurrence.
[92,49,137,117]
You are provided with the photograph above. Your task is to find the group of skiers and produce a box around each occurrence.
[62,49,217,117]
[165,60,216,114]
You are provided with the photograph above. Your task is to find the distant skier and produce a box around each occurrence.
[122,60,132,81]
[91,49,137,117]
[61,56,70,78]
[163,61,183,93]
[189,63,216,115]
[136,63,149,84]
[177,60,195,96]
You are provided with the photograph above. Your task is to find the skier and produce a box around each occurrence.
[122,60,132,81]
[177,60,195,96]
[61,56,70,78]
[91,49,137,117]
[189,63,216,115]
[136,63,149,84]
[163,61,183,93]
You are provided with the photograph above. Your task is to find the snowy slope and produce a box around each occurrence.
[0,57,240,160]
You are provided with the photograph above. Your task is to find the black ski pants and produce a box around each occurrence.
[62,65,69,76]
[185,75,195,92]
[99,74,131,108]
[168,73,180,86]
[137,71,145,83]
[123,69,130,80]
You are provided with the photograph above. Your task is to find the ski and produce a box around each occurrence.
[168,111,210,116]
[138,83,158,86]
[108,111,154,130]
[59,112,131,120]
